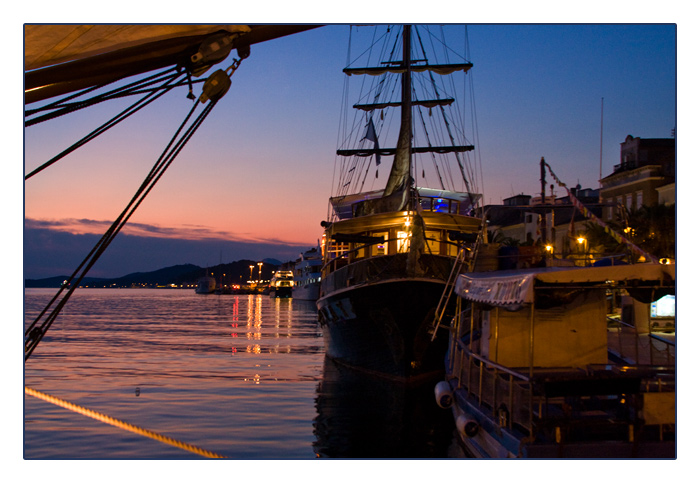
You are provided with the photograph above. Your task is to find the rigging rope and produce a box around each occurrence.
[542,160,659,263]
[25,66,236,361]
[25,70,188,179]
[25,386,227,458]
[25,67,186,125]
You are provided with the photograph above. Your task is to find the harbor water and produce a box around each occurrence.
[24,288,457,459]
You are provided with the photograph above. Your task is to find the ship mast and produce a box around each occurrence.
[336,25,477,215]
[383,25,412,198]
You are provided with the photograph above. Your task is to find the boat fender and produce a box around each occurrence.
[456,414,479,438]
[434,381,453,408]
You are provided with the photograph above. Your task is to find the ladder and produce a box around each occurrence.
[430,231,483,341]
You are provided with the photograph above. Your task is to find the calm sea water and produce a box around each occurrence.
[24,288,457,459]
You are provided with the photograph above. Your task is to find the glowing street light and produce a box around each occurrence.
[257,262,263,281]
[249,265,254,282]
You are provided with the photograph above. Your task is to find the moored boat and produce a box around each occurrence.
[195,274,216,294]
[269,270,294,298]
[292,248,322,301]
[435,263,676,458]
[316,25,483,380]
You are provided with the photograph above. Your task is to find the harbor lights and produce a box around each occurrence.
[249,265,254,283]
[257,262,263,281]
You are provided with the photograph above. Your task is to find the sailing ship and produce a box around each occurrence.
[316,25,483,379]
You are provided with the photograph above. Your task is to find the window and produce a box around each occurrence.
[370,232,388,256]
[626,194,632,210]
[425,230,441,254]
[636,190,643,209]
[397,231,410,253]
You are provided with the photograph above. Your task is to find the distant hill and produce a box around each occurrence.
[25,276,106,288]
[25,260,289,288]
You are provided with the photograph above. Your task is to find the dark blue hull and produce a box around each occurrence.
[316,278,450,380]
[270,286,292,298]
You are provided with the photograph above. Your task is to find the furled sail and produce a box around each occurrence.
[343,62,473,76]
[332,25,481,218]
[24,24,319,104]
[353,98,454,111]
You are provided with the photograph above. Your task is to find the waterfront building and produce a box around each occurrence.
[599,134,675,221]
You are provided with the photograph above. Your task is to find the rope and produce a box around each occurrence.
[25,67,183,125]
[25,386,227,458]
[25,68,232,360]
[25,70,186,179]
[542,160,659,263]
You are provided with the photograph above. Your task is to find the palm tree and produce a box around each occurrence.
[584,203,675,261]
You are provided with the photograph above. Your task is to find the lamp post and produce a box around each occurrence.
[257,262,262,282]
[249,265,254,283]
[576,235,587,266]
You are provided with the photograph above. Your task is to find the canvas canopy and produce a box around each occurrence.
[454,264,675,308]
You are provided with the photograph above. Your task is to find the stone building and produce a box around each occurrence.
[599,135,675,221]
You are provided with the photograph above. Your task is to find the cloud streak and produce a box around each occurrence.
[24,217,308,246]
[24,218,315,279]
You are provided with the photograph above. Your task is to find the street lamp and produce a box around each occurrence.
[257,262,262,281]
[249,265,254,282]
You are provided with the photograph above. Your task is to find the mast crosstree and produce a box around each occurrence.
[336,25,476,207]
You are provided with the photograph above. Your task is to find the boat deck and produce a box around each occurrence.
[607,327,675,366]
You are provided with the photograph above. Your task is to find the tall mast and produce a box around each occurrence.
[383,25,412,197]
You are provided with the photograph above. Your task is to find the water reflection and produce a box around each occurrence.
[313,357,455,458]
[25,289,325,459]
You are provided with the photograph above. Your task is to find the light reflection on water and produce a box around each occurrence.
[24,289,324,459]
[24,288,458,459]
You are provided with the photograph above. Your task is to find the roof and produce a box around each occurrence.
[454,264,675,307]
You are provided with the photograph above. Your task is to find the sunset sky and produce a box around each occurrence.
[19,13,680,279]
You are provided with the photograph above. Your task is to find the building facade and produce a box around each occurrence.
[599,135,675,221]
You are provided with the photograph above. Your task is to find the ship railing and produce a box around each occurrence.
[321,235,462,275]
[607,316,675,366]
[449,336,676,442]
[448,333,535,434]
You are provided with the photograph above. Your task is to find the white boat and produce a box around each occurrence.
[269,270,294,298]
[435,263,675,458]
[195,275,216,294]
[292,248,322,301]
[316,25,482,379]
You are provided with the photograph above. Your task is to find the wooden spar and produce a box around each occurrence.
[383,25,413,198]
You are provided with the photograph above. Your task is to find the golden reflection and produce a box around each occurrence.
[232,294,296,358]
[246,344,262,354]
[231,297,242,353]
[243,374,261,384]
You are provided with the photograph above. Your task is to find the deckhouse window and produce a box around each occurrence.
[397,231,410,253]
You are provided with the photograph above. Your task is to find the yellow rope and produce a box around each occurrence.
[25,386,227,459]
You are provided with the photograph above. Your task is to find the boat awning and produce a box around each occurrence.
[25,24,319,103]
[454,264,676,308]
[330,187,480,220]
